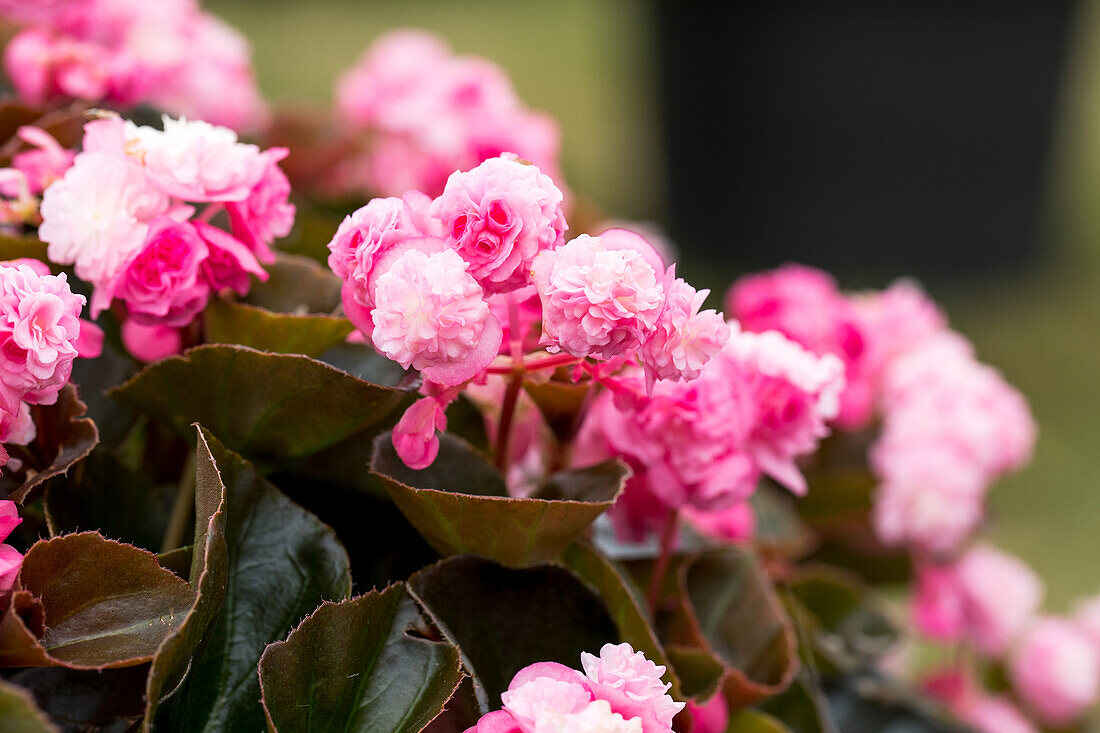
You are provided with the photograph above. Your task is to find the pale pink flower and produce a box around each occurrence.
[640,277,729,387]
[0,403,36,447]
[126,116,266,202]
[1010,617,1100,728]
[501,674,593,731]
[0,499,23,599]
[120,318,182,362]
[8,126,76,195]
[962,696,1039,733]
[581,643,684,732]
[39,150,170,301]
[113,217,210,327]
[392,396,447,470]
[432,155,566,294]
[532,234,664,360]
[683,501,755,544]
[225,147,295,264]
[370,248,502,386]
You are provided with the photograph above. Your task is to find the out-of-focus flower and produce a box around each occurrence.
[1009,617,1100,728]
[685,694,728,733]
[120,318,182,363]
[6,126,76,195]
[226,147,295,264]
[0,500,23,599]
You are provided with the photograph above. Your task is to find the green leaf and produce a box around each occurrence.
[757,673,835,733]
[666,645,726,702]
[408,555,618,709]
[315,341,411,387]
[668,548,799,712]
[522,376,591,443]
[9,665,148,732]
[373,434,626,567]
[244,253,342,315]
[45,449,176,552]
[108,345,409,467]
[0,533,194,669]
[561,541,680,698]
[155,429,352,732]
[0,236,49,264]
[4,385,99,505]
[203,297,353,357]
[142,428,229,730]
[0,678,60,733]
[727,709,793,733]
[823,673,969,732]
[258,584,463,733]
[68,339,140,447]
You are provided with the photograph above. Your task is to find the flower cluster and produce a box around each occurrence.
[334,30,561,197]
[38,113,293,357]
[327,154,727,470]
[1,0,268,130]
[465,643,684,733]
[575,323,843,539]
[0,500,22,601]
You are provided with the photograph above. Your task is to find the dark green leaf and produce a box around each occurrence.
[108,345,409,467]
[666,645,726,702]
[68,340,139,448]
[258,584,463,733]
[757,673,836,733]
[374,434,625,567]
[823,673,969,733]
[10,665,148,732]
[408,555,618,708]
[244,253,342,314]
[727,709,793,733]
[203,297,353,357]
[315,342,411,387]
[142,428,229,730]
[4,385,99,505]
[156,429,352,732]
[0,678,60,733]
[0,533,194,669]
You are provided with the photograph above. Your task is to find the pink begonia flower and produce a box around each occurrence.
[962,695,1039,733]
[0,500,23,599]
[0,403,37,447]
[392,396,447,470]
[113,217,210,328]
[39,150,169,306]
[685,694,728,733]
[640,276,729,387]
[723,325,844,495]
[581,643,685,732]
[913,545,1042,656]
[0,259,100,359]
[225,147,295,264]
[0,265,84,414]
[370,248,502,386]
[121,318,182,363]
[125,116,266,202]
[1009,617,1100,728]
[196,222,267,296]
[683,501,755,544]
[488,289,543,355]
[8,126,76,195]
[532,234,664,360]
[431,154,566,294]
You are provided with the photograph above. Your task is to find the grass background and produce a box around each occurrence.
[209,0,1100,609]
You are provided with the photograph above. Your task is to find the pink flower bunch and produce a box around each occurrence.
[574,324,843,539]
[38,113,293,355]
[1,0,267,131]
[0,500,22,601]
[327,156,726,470]
[335,30,560,197]
[464,643,684,733]
[871,332,1036,556]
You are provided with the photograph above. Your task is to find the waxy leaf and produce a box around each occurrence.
[408,555,618,708]
[142,428,229,730]
[4,385,98,505]
[108,345,409,467]
[668,548,799,712]
[258,584,463,733]
[374,434,627,567]
[0,678,60,733]
[244,253,342,315]
[0,533,194,669]
[155,429,352,732]
[203,297,353,357]
[10,665,148,732]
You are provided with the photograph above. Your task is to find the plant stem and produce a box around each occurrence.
[160,452,196,554]
[486,353,578,375]
[494,373,523,472]
[647,509,680,618]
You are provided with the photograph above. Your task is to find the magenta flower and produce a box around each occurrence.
[226,147,296,264]
[197,222,267,297]
[0,499,23,600]
[392,396,448,470]
[120,319,182,363]
[114,217,210,328]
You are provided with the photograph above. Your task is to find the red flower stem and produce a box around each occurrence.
[647,509,680,618]
[486,353,579,375]
[197,202,224,223]
[494,297,525,472]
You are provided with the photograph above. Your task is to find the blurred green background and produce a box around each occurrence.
[209,0,1100,608]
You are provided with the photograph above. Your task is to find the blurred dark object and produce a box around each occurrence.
[659,1,1078,280]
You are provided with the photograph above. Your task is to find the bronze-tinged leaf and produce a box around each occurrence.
[665,645,725,702]
[522,377,591,443]
[5,385,98,505]
[142,428,229,731]
[258,584,463,733]
[10,665,148,732]
[0,533,194,669]
[0,678,61,733]
[107,345,409,467]
[153,429,352,733]
[203,297,353,357]
[373,434,626,567]
[243,253,342,315]
[668,548,799,712]
[408,555,618,709]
